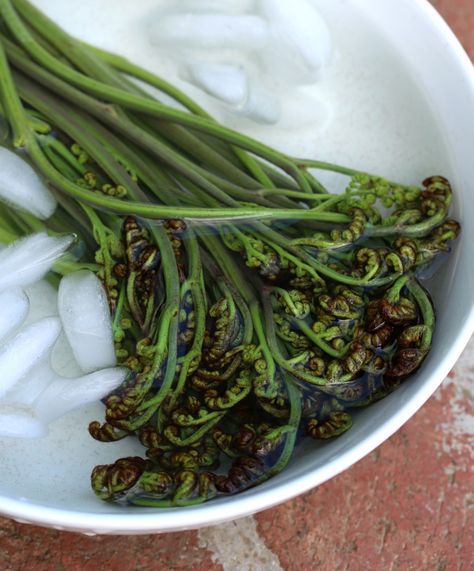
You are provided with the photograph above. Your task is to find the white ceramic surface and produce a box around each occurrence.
[0,0,473,534]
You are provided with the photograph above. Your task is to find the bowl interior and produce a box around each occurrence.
[0,0,473,533]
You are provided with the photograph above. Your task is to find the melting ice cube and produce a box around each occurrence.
[23,279,58,326]
[259,0,332,83]
[34,367,128,424]
[175,0,255,14]
[50,332,84,379]
[185,61,249,106]
[58,270,116,374]
[149,13,269,51]
[237,80,281,124]
[4,359,55,407]
[185,61,280,124]
[0,317,61,399]
[0,232,74,291]
[0,405,46,438]
[0,147,57,220]
[0,287,29,343]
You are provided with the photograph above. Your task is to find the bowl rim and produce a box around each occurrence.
[1,0,474,534]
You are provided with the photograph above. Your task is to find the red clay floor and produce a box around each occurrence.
[0,1,473,569]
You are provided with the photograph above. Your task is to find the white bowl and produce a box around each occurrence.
[1,0,474,534]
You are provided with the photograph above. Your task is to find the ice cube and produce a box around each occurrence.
[0,317,61,399]
[259,0,332,83]
[23,279,58,326]
[4,359,55,406]
[173,0,255,14]
[58,270,116,374]
[238,80,281,124]
[0,147,57,220]
[0,405,46,438]
[149,13,269,51]
[50,332,84,378]
[185,61,280,124]
[0,287,29,343]
[34,367,128,423]
[0,232,74,291]
[185,61,249,105]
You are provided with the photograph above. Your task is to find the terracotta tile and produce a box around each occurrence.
[0,524,222,571]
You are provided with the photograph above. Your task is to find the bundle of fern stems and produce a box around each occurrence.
[0,0,460,507]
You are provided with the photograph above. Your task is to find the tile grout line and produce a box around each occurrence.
[198,515,284,571]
